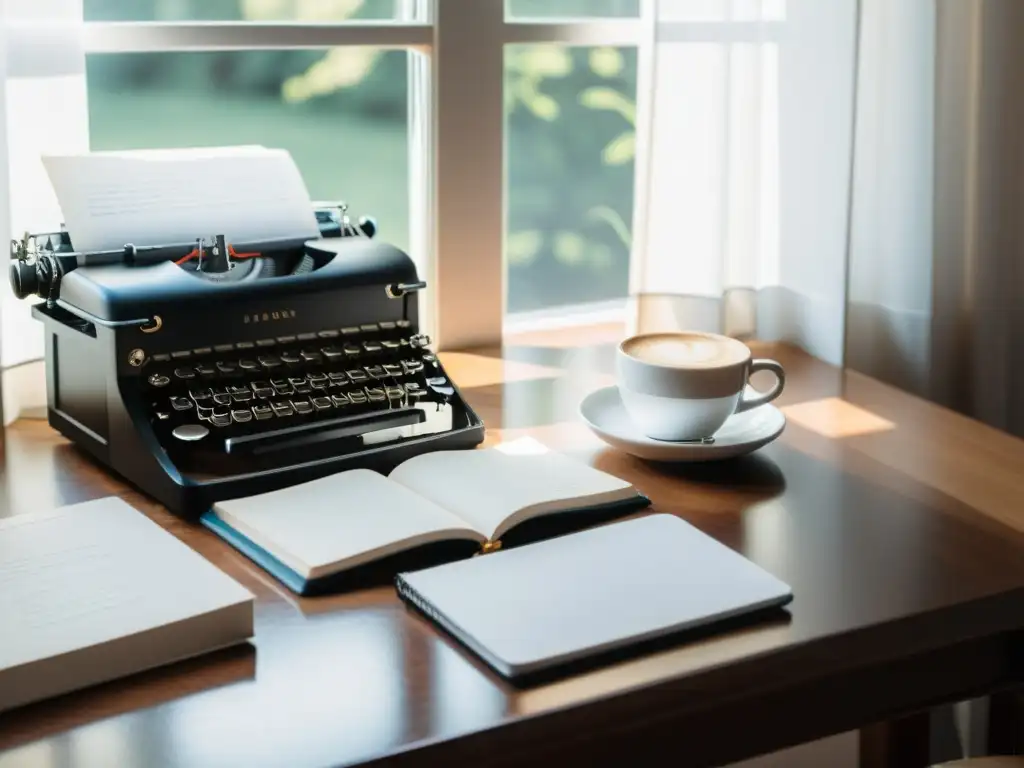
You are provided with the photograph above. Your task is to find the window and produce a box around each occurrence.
[10,0,782,353]
[71,0,651,349]
[505,44,637,314]
[87,50,411,254]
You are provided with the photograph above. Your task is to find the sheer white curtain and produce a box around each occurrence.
[629,0,858,366]
[845,0,935,395]
[0,0,88,424]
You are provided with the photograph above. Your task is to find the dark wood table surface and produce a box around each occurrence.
[1,326,1023,768]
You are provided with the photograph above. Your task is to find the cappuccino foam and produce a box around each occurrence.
[622,332,749,369]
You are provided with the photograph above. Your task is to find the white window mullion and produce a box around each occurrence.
[403,0,435,338]
[501,19,643,45]
[82,21,432,52]
[627,0,657,334]
[431,0,505,350]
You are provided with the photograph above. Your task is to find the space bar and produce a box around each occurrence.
[223,407,425,455]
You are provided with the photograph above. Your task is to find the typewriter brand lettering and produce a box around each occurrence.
[244,309,296,324]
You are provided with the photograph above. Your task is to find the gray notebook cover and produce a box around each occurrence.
[395,514,793,679]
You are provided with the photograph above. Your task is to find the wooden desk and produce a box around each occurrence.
[1,333,1023,768]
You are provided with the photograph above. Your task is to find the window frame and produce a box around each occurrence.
[80,0,783,349]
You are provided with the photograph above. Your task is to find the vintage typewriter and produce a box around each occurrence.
[9,203,485,518]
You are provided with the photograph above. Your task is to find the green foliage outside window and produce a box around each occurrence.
[84,0,637,311]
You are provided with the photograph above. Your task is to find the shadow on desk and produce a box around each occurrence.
[644,452,788,494]
[403,600,793,689]
[0,644,256,751]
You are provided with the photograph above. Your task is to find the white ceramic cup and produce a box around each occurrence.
[616,331,785,442]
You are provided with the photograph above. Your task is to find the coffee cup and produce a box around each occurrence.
[616,331,785,442]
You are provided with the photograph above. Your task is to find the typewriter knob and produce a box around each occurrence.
[357,216,377,239]
[9,259,39,300]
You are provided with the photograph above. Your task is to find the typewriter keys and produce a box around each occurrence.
[143,320,469,470]
[271,401,295,417]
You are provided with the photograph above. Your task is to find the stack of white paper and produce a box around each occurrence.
[0,497,254,713]
[42,145,320,252]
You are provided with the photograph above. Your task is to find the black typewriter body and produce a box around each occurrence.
[13,214,485,517]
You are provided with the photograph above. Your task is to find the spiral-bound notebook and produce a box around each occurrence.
[396,514,793,680]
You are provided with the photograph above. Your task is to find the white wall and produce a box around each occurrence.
[1,0,88,422]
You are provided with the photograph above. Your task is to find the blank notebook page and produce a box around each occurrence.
[389,439,634,540]
[212,470,480,577]
[398,514,793,677]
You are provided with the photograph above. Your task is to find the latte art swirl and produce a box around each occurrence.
[622,332,749,369]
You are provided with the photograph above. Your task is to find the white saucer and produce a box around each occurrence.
[579,385,786,462]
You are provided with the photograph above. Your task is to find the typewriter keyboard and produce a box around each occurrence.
[142,322,461,465]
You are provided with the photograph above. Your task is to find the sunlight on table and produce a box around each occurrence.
[437,353,563,389]
[781,398,895,439]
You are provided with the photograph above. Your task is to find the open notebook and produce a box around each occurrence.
[201,439,649,594]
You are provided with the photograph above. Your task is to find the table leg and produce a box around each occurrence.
[988,689,1024,755]
[860,712,931,768]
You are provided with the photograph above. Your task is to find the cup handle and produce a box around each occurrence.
[736,359,785,414]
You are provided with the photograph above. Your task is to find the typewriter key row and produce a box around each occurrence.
[166,380,430,437]
[148,346,428,387]
[148,322,423,363]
